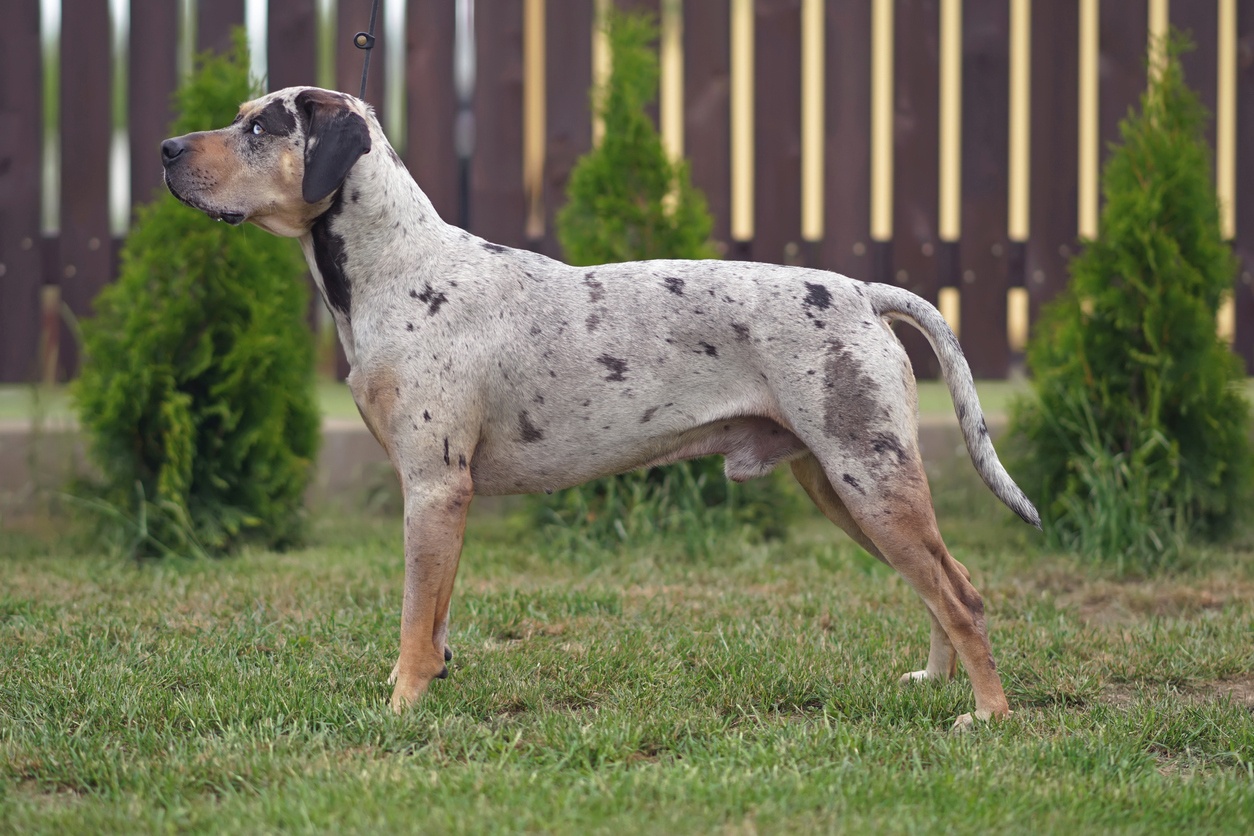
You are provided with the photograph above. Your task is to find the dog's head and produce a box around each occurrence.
[161,87,372,237]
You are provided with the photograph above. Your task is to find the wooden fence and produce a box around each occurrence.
[2,0,1253,383]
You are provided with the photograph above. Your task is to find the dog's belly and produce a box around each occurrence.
[469,412,807,496]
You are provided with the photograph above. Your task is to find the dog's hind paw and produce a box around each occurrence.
[951,709,1004,732]
[899,669,941,684]
[388,662,399,686]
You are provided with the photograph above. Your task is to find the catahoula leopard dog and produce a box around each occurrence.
[162,86,1040,728]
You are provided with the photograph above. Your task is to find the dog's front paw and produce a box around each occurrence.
[951,708,1010,732]
[899,669,941,684]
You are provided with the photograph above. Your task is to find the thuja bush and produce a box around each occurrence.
[1007,33,1251,568]
[75,32,319,556]
[534,8,804,550]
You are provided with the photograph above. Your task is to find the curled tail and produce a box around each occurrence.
[867,283,1041,529]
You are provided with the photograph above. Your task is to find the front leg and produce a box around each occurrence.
[390,474,474,712]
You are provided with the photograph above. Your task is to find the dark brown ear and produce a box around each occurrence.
[296,90,372,204]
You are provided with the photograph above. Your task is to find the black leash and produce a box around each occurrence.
[353,0,383,100]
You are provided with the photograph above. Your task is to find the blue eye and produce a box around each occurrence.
[251,122,264,136]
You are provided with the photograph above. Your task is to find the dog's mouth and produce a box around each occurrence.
[165,176,247,226]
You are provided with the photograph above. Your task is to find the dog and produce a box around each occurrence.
[161,86,1040,728]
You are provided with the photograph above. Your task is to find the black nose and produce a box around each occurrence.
[161,137,187,166]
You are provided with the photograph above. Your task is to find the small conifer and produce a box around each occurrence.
[75,32,319,555]
[1009,32,1251,564]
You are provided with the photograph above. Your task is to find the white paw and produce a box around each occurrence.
[387,662,400,686]
[899,669,935,684]
[950,709,995,732]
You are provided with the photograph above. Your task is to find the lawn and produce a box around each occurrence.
[3,466,1253,834]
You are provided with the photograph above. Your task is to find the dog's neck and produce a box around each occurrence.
[299,126,453,366]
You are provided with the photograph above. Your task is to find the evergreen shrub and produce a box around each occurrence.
[533,8,805,550]
[1007,32,1251,568]
[74,32,319,556]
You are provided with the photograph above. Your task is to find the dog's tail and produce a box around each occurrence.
[868,283,1041,529]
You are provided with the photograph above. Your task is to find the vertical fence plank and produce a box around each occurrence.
[338,0,386,105]
[892,0,942,378]
[1026,0,1080,331]
[821,0,873,281]
[958,0,1011,377]
[268,0,318,91]
[406,0,461,223]
[130,0,181,209]
[541,1,594,258]
[1234,0,1254,370]
[472,0,528,247]
[197,0,246,55]
[684,1,732,249]
[752,0,803,265]
[1098,0,1148,167]
[0,0,43,381]
[59,0,114,378]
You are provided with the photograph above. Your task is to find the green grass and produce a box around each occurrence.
[3,473,1253,833]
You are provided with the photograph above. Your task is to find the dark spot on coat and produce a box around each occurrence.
[423,411,431,421]
[386,145,404,166]
[443,438,451,465]
[698,342,718,357]
[586,313,601,331]
[583,273,605,303]
[664,276,685,295]
[350,189,360,203]
[842,473,865,494]
[309,192,351,315]
[530,325,542,336]
[870,433,907,463]
[458,454,467,470]
[519,411,545,442]
[641,406,659,423]
[482,242,507,254]
[731,322,750,342]
[416,283,448,316]
[804,282,832,310]
[596,355,628,382]
[406,322,414,331]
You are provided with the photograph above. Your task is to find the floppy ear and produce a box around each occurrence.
[296,90,372,204]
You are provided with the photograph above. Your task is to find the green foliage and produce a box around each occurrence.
[556,9,716,264]
[1008,32,1252,567]
[536,8,802,549]
[74,31,319,556]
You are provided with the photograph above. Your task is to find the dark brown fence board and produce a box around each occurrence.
[1026,0,1080,332]
[197,0,246,55]
[1234,0,1254,371]
[958,0,1011,378]
[821,0,873,281]
[129,0,181,210]
[541,1,594,258]
[59,0,114,378]
[405,0,461,224]
[892,0,941,378]
[471,0,528,247]
[683,1,732,249]
[0,0,44,381]
[1171,0,1219,156]
[337,0,386,105]
[752,0,803,266]
[268,0,318,91]
[1098,0,1147,168]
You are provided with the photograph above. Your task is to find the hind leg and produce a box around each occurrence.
[792,454,958,685]
[792,453,1008,725]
